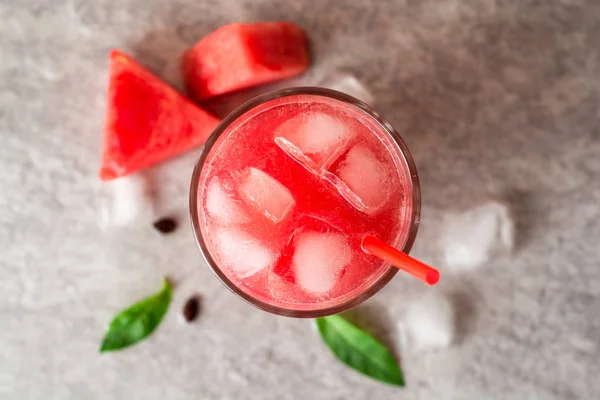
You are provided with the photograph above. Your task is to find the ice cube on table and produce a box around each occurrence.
[442,201,514,272]
[318,72,375,105]
[293,231,352,294]
[275,112,354,172]
[329,145,390,214]
[238,168,295,223]
[98,173,153,229]
[398,291,455,352]
[213,226,277,278]
[205,178,250,224]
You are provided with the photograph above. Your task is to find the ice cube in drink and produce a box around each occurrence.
[270,214,346,289]
[327,144,391,214]
[293,231,352,294]
[213,226,277,278]
[237,167,295,223]
[205,177,250,224]
[274,112,355,173]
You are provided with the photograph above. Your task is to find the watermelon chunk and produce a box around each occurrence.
[100,50,221,180]
[181,22,310,101]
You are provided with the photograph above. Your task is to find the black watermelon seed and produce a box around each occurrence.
[182,296,200,323]
[153,218,177,234]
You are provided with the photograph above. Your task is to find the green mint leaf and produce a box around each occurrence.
[316,315,404,386]
[100,279,172,353]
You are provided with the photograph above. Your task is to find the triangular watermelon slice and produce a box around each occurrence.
[100,50,221,180]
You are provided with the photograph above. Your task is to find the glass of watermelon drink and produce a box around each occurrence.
[190,88,421,317]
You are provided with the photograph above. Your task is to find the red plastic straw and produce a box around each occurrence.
[362,235,440,285]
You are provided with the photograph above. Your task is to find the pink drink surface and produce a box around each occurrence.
[198,94,413,310]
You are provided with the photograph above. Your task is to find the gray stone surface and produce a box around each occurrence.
[1,0,600,398]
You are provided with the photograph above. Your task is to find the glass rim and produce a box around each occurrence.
[189,87,421,318]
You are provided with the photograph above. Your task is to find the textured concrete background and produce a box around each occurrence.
[1,0,600,399]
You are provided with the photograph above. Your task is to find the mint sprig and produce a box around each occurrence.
[100,279,172,352]
[316,315,404,386]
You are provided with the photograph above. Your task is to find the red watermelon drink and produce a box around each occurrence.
[190,88,423,317]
